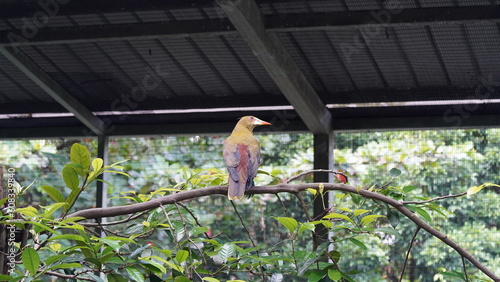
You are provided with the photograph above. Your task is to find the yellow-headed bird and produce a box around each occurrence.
[223,116,271,200]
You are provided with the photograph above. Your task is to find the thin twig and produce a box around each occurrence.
[173,203,201,280]
[285,169,342,183]
[79,210,149,226]
[229,200,266,281]
[44,270,95,281]
[402,192,467,204]
[275,194,288,216]
[462,256,469,282]
[294,193,320,252]
[400,227,420,281]
[176,202,211,239]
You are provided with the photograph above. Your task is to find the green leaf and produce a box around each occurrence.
[48,262,82,271]
[22,247,40,275]
[328,269,342,281]
[299,222,316,234]
[23,220,58,234]
[329,250,341,263]
[174,277,191,282]
[403,186,420,194]
[65,189,80,212]
[16,206,38,217]
[202,278,220,282]
[0,274,15,281]
[43,202,68,216]
[323,213,355,225]
[298,257,317,276]
[219,243,236,263]
[126,266,145,282]
[45,254,66,266]
[389,168,401,178]
[308,270,326,282]
[348,237,367,251]
[165,260,184,272]
[62,165,80,190]
[49,234,87,242]
[353,209,370,216]
[99,238,121,251]
[387,209,400,228]
[375,227,402,239]
[107,273,128,282]
[360,214,385,226]
[414,207,432,222]
[70,143,90,170]
[467,183,500,195]
[176,250,189,263]
[41,185,65,203]
[273,217,298,233]
[92,158,104,172]
[142,259,167,274]
[190,226,209,237]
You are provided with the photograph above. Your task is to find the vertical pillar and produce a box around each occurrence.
[313,132,334,242]
[96,135,108,225]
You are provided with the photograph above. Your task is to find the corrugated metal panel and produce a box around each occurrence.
[192,36,264,95]
[169,8,205,20]
[269,2,310,14]
[396,25,447,87]
[135,10,171,22]
[70,14,105,26]
[103,12,139,24]
[420,0,457,7]
[0,55,47,103]
[466,22,500,78]
[456,0,492,6]
[222,34,281,96]
[159,37,231,97]
[276,31,326,93]
[201,6,227,19]
[326,29,386,91]
[308,1,346,12]
[286,30,355,93]
[431,24,478,88]
[345,1,381,11]
[366,27,416,89]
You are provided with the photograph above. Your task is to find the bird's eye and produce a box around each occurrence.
[249,117,254,120]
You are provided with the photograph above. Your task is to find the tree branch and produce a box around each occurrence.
[402,192,467,204]
[400,227,420,281]
[65,183,500,281]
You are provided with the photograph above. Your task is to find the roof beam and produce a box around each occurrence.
[1,6,500,47]
[217,0,331,134]
[0,47,105,135]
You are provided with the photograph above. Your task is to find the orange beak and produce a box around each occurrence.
[253,118,271,126]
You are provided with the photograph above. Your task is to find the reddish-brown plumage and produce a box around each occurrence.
[223,116,271,200]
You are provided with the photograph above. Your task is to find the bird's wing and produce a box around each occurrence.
[246,144,260,190]
[223,140,241,182]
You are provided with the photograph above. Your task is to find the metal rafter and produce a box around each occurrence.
[1,6,500,47]
[217,0,332,134]
[0,46,105,135]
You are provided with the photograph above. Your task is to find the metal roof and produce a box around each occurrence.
[1,0,499,138]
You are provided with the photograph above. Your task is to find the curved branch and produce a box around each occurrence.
[65,183,499,281]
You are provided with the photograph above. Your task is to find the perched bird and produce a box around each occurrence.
[223,116,271,200]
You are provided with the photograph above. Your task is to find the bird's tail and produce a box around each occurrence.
[228,178,246,200]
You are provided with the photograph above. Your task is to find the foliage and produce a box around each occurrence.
[1,141,497,281]
[1,130,499,281]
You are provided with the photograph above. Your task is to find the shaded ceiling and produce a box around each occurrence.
[1,0,500,138]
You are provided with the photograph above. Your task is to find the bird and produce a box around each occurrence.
[223,116,271,200]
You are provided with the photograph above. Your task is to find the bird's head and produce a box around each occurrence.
[237,116,271,130]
